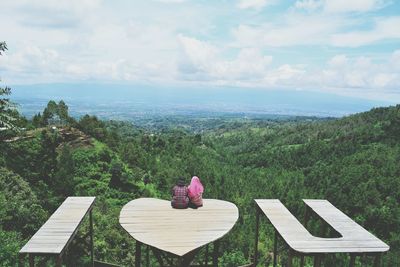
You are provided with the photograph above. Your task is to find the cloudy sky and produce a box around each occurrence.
[0,0,399,102]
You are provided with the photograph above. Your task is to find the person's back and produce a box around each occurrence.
[171,178,189,209]
[188,176,204,208]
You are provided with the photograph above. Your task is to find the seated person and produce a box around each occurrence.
[188,176,204,208]
[171,178,189,209]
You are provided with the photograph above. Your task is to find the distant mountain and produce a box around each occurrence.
[10,83,393,118]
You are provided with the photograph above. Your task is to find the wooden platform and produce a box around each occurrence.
[119,198,239,257]
[255,199,389,254]
[254,199,389,267]
[303,199,389,253]
[19,197,96,266]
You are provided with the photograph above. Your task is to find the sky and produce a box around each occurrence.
[0,0,399,102]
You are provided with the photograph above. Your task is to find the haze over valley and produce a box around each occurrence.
[12,84,392,121]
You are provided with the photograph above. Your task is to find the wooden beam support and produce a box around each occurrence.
[180,250,197,267]
[349,254,356,267]
[373,254,381,267]
[313,255,321,267]
[300,255,305,267]
[204,244,209,267]
[273,230,278,267]
[90,210,94,267]
[213,240,220,267]
[18,254,25,267]
[56,255,62,267]
[253,207,260,267]
[151,247,164,267]
[287,249,293,267]
[163,252,175,266]
[135,241,142,267]
[29,254,34,267]
[146,245,150,267]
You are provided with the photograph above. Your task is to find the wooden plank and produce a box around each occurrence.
[19,196,96,255]
[303,199,389,253]
[255,199,389,254]
[119,198,238,257]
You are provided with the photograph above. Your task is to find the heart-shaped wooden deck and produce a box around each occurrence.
[119,198,239,256]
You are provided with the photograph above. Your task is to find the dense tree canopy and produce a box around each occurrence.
[1,101,399,266]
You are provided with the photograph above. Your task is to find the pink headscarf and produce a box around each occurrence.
[188,176,204,197]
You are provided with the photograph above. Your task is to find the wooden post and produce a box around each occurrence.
[213,240,220,267]
[273,230,278,267]
[135,241,142,267]
[90,210,94,267]
[300,255,305,267]
[349,254,356,267]
[181,255,192,267]
[373,254,381,267]
[18,254,25,267]
[164,252,174,266]
[146,245,150,267]
[29,254,34,267]
[151,247,164,267]
[287,249,293,267]
[253,207,260,267]
[204,244,209,267]
[313,255,321,267]
[56,255,62,267]
[181,249,198,267]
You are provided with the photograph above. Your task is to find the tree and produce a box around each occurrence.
[32,112,43,127]
[0,42,6,55]
[109,160,123,188]
[54,145,75,196]
[42,100,58,125]
[39,129,60,183]
[0,42,19,132]
[57,100,69,124]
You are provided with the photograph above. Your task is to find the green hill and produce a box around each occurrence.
[1,104,399,266]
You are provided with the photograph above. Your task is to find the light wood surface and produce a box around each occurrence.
[119,198,239,256]
[19,197,96,254]
[255,199,389,254]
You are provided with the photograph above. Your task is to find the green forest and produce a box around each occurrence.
[1,98,399,266]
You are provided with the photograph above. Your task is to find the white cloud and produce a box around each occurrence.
[176,49,400,98]
[178,35,273,82]
[372,73,396,87]
[331,17,400,47]
[0,0,399,101]
[324,0,385,13]
[294,0,323,11]
[390,50,400,70]
[178,35,218,74]
[295,0,387,13]
[264,64,305,86]
[237,0,275,10]
[0,46,58,72]
[213,48,273,80]
[232,13,400,48]
[155,0,187,2]
[315,51,400,91]
[1,0,101,28]
[232,15,344,47]
[0,46,70,83]
[329,55,348,67]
